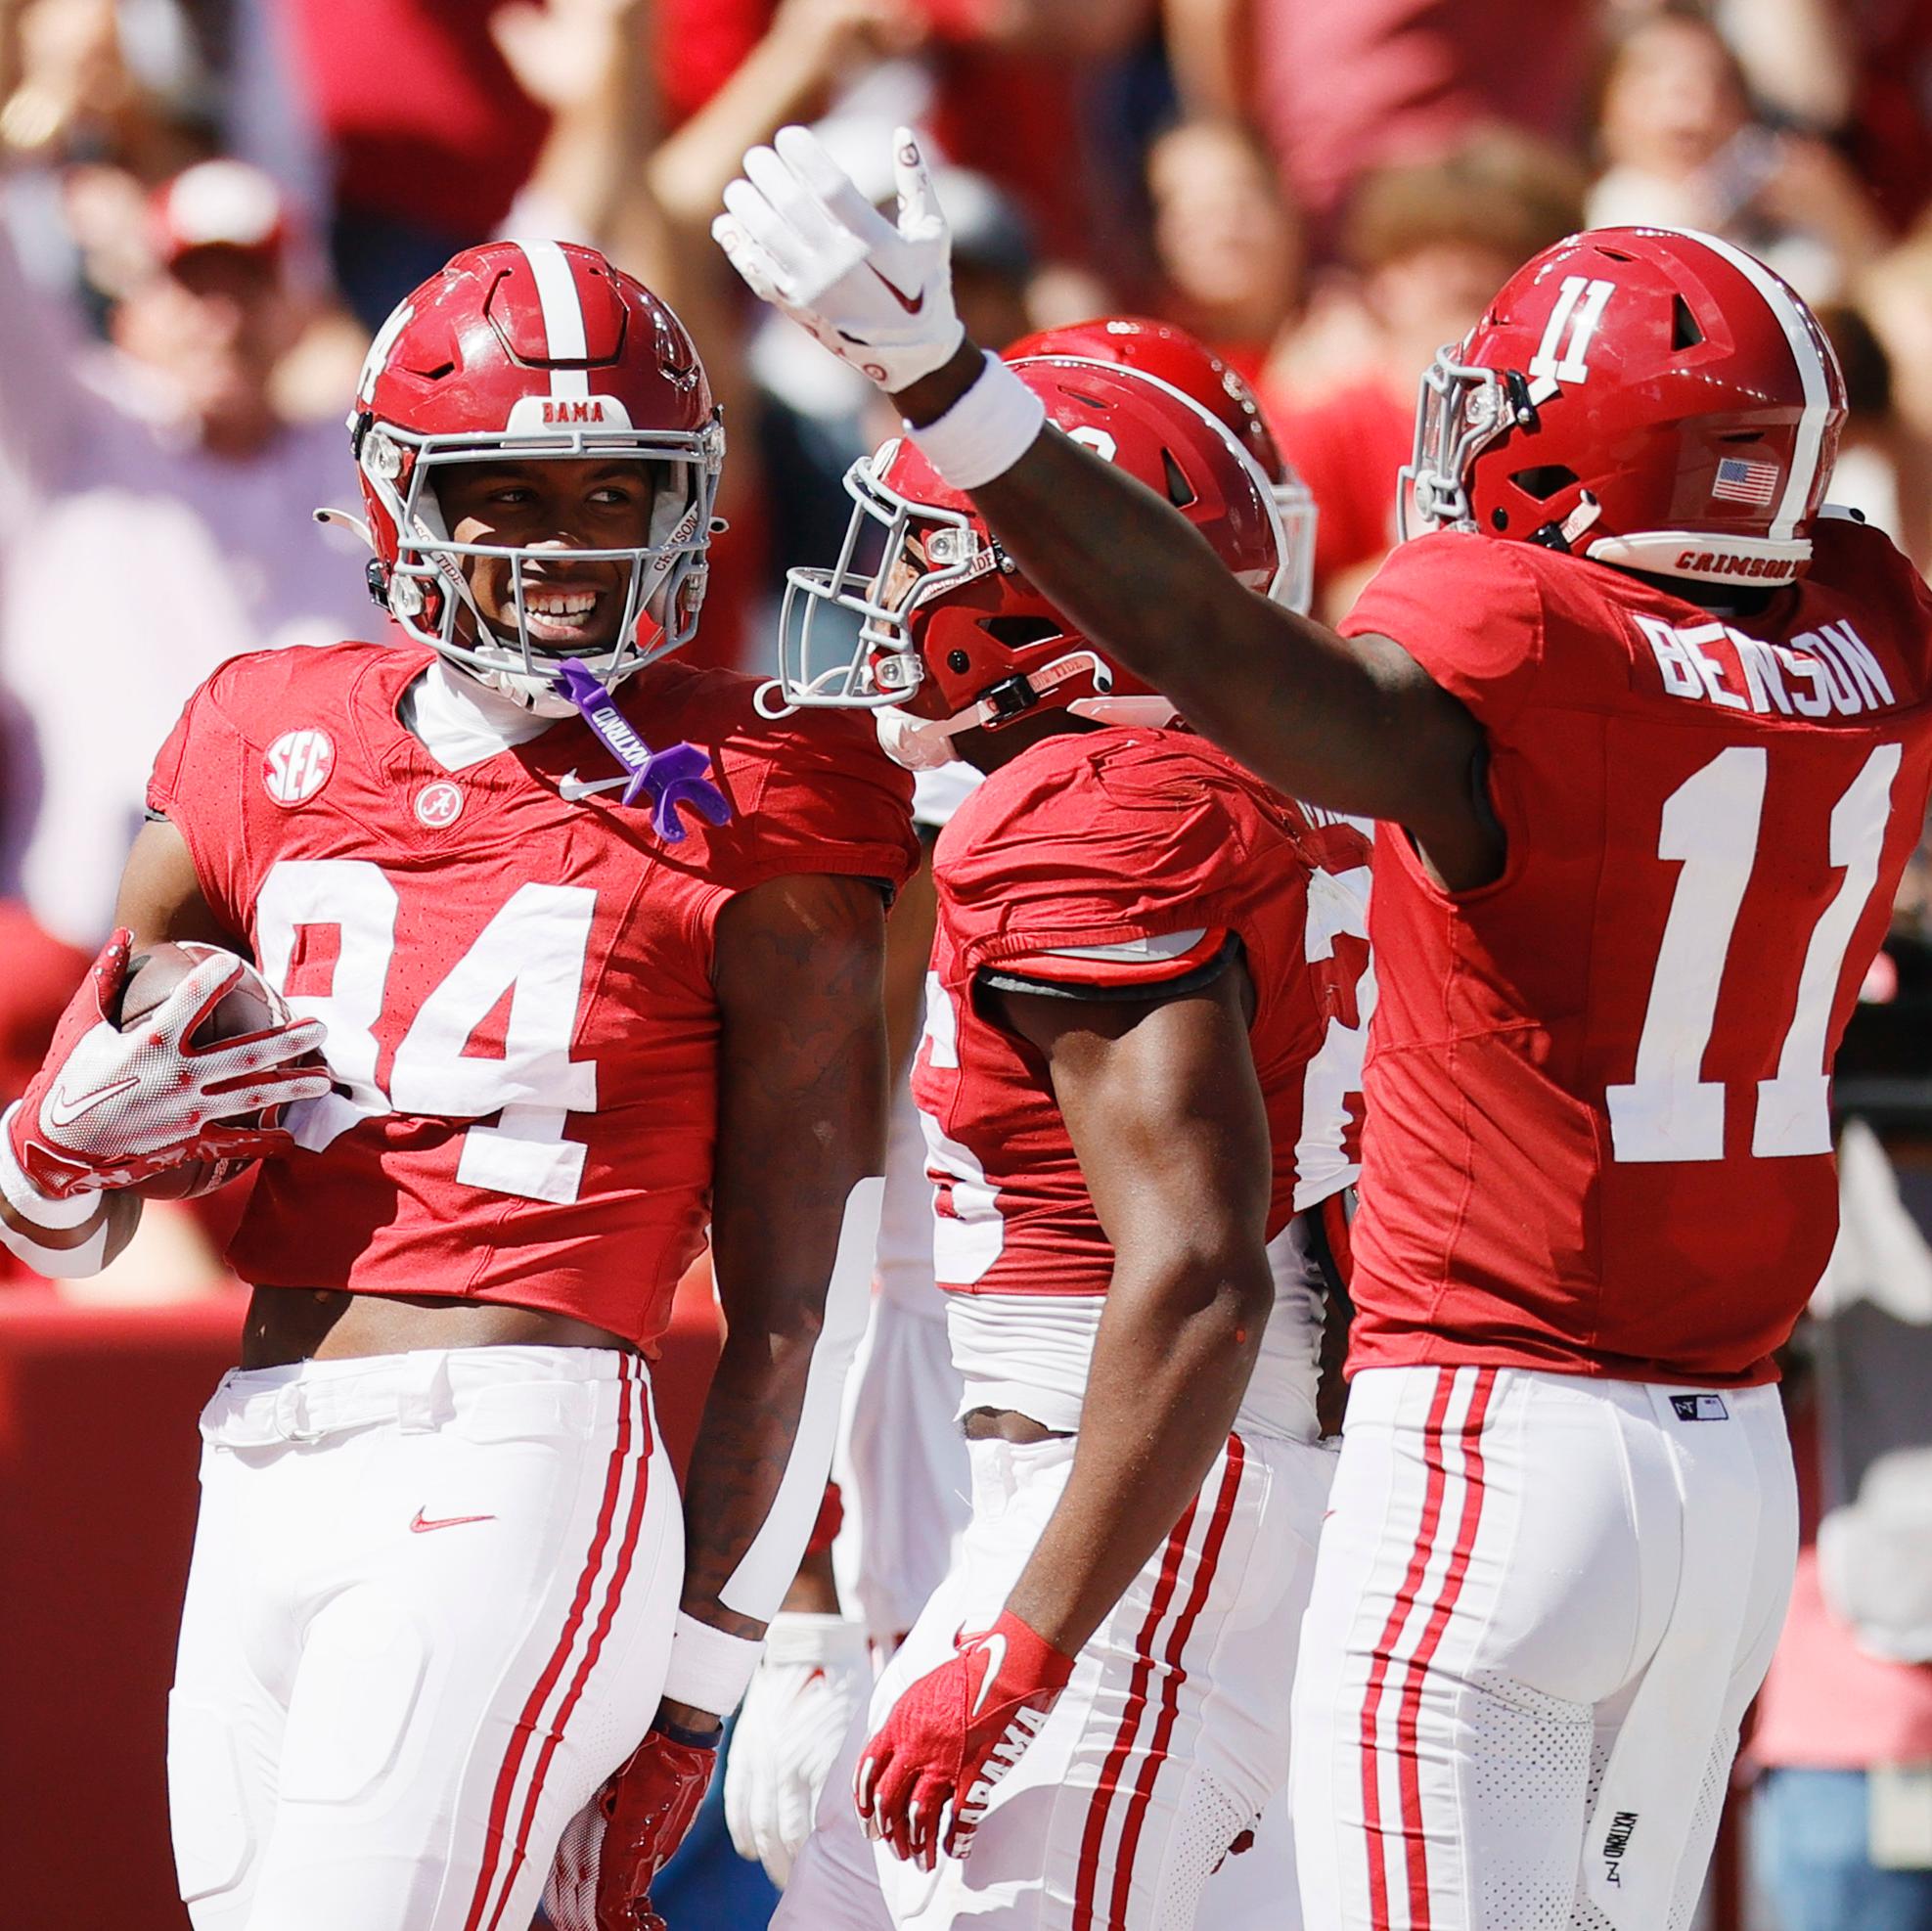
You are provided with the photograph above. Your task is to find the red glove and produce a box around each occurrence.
[7,931,329,1198]
[855,1608,1074,1868]
[544,1722,719,1931]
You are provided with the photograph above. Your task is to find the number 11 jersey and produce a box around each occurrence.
[1340,513,1932,1385]
[147,640,917,1352]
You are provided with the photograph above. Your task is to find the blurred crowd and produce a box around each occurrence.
[2,1,1932,1925]
[7,0,1932,966]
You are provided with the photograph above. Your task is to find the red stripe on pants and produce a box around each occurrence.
[1104,1434,1248,1930]
[463,1358,638,1931]
[1359,1368,1456,1931]
[486,1365,656,1930]
[1070,1498,1200,1931]
[1394,1369,1495,1930]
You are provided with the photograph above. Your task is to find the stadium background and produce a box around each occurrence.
[1,0,1929,1925]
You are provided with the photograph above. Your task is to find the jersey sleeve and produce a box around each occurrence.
[940,738,1254,996]
[145,663,259,939]
[668,701,919,961]
[1340,529,1548,733]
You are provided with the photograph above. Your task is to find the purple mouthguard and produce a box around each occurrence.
[555,658,732,842]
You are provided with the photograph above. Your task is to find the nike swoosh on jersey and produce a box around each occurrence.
[409,1508,497,1534]
[45,1075,141,1130]
[558,770,630,802]
[968,1633,1006,1718]
[867,265,925,315]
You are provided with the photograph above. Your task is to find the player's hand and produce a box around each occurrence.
[855,1609,1073,1868]
[724,1611,870,1885]
[7,931,331,1199]
[714,124,963,393]
[544,1722,720,1931]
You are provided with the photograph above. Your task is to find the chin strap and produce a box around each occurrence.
[875,651,1156,771]
[554,658,733,841]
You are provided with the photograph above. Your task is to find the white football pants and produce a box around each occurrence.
[167,1345,679,1931]
[837,1282,972,1647]
[780,1427,1333,1931]
[1291,1365,1798,1931]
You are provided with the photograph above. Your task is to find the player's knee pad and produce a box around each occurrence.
[277,1586,430,1806]
[169,1691,259,1906]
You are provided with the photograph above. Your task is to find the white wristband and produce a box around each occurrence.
[907,350,1046,490]
[0,1106,111,1278]
[662,1611,764,1720]
[762,1611,869,1670]
[0,1105,98,1228]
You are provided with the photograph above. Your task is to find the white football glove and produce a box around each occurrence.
[5,931,331,1199]
[714,124,963,394]
[723,1611,871,1886]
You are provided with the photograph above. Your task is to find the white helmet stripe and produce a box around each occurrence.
[517,239,592,401]
[1672,228,1831,543]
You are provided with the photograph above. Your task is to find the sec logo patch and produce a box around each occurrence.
[415,781,464,829]
[262,728,335,807]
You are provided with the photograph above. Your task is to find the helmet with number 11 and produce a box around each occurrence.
[1403,225,1848,588]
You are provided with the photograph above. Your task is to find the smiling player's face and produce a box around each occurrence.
[434,458,658,654]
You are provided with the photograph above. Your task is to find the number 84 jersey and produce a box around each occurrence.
[1339,513,1932,1386]
[146,640,916,1352]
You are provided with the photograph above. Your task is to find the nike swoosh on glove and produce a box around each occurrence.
[713,123,963,393]
[855,1608,1073,1869]
[8,931,331,1198]
[724,1611,871,1886]
[544,1724,718,1931]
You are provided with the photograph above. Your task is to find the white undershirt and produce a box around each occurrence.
[399,658,557,772]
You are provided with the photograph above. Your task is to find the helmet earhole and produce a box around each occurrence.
[1491,509,1510,531]
[948,650,971,674]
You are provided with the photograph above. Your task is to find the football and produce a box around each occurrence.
[114,940,296,1200]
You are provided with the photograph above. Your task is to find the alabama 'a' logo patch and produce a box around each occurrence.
[263,728,335,807]
[414,781,464,829]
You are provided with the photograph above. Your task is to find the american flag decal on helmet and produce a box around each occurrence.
[1712,456,1780,507]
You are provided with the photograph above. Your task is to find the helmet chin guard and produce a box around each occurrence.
[356,416,719,712]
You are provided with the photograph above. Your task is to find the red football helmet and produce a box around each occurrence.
[770,360,1281,770]
[345,240,724,713]
[1402,226,1846,586]
[1005,316,1316,612]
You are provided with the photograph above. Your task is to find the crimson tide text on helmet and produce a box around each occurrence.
[344,241,725,713]
[1402,225,1847,586]
[1005,316,1318,613]
[768,359,1281,771]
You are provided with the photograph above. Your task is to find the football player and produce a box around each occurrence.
[755,354,1370,1930]
[722,313,1325,1905]
[0,241,916,1931]
[717,131,1932,1929]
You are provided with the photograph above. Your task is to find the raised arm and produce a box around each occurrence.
[907,344,1490,867]
[714,126,1503,890]
[0,170,103,493]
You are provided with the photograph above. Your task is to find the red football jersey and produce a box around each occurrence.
[914,727,1372,1306]
[1341,514,1932,1385]
[146,642,916,1352]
